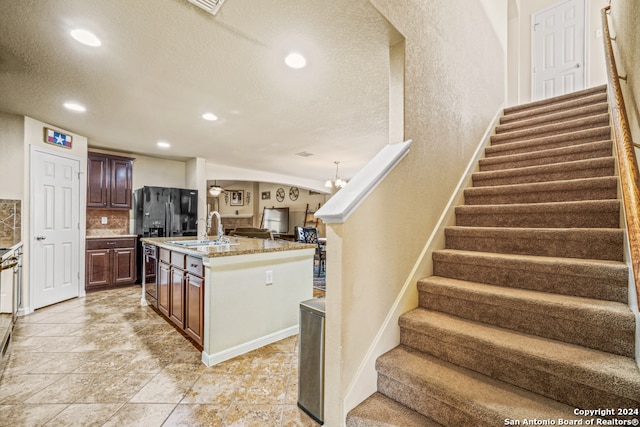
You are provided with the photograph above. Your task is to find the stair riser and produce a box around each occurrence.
[417,289,634,357]
[491,115,610,145]
[455,210,619,228]
[377,374,495,427]
[496,103,609,134]
[503,86,607,117]
[485,127,611,158]
[464,185,617,205]
[399,329,638,408]
[472,163,615,187]
[432,256,627,302]
[479,144,612,171]
[444,231,623,260]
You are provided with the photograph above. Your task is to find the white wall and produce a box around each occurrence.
[320,1,508,424]
[0,113,25,199]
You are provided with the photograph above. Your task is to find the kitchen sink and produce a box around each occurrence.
[167,239,238,247]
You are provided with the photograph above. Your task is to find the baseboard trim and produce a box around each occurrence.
[201,325,299,367]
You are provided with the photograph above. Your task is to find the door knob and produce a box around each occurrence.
[35,236,46,241]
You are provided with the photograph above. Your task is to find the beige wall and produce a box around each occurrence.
[0,113,25,199]
[511,0,608,105]
[609,0,640,153]
[323,0,508,424]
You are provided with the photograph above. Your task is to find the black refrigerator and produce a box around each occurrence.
[133,186,199,238]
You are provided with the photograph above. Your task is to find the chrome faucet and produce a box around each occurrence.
[207,211,224,241]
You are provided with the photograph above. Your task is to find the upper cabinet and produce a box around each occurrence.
[87,152,133,209]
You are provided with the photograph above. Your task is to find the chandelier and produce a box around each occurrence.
[208,181,224,196]
[325,161,347,188]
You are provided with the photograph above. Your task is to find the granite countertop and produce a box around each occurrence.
[0,242,22,262]
[86,230,139,239]
[141,236,316,258]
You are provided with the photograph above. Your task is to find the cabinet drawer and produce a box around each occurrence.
[86,238,135,250]
[170,251,186,269]
[186,255,203,277]
[159,248,171,264]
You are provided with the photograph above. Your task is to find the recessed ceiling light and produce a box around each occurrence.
[70,29,101,47]
[157,141,171,149]
[285,52,306,69]
[202,112,218,121]
[63,102,86,112]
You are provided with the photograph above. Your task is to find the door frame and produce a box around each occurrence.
[530,0,589,100]
[29,145,85,311]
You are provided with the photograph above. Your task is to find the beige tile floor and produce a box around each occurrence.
[0,286,325,426]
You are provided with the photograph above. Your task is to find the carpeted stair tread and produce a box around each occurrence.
[432,249,628,302]
[416,276,635,356]
[464,176,617,205]
[496,102,609,134]
[346,392,443,427]
[503,84,607,116]
[472,157,614,187]
[444,226,623,260]
[491,113,610,144]
[501,91,608,125]
[479,140,612,171]
[376,346,579,426]
[455,199,620,228]
[484,126,611,157]
[399,309,640,407]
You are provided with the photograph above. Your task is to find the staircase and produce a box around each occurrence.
[347,85,640,426]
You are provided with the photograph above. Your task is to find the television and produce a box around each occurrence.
[261,207,290,233]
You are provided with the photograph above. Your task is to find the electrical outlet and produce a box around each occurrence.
[266,270,273,285]
[101,217,108,224]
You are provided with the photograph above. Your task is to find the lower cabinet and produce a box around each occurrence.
[86,238,137,289]
[157,247,204,346]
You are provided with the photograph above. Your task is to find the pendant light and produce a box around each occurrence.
[209,181,224,196]
[325,161,347,188]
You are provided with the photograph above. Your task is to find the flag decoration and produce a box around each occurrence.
[44,127,72,149]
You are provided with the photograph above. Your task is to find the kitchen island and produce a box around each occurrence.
[140,236,316,366]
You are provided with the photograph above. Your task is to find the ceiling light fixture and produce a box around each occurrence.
[208,181,224,196]
[70,29,102,47]
[157,141,171,149]
[285,52,306,69]
[63,102,86,112]
[202,112,218,121]
[325,161,347,189]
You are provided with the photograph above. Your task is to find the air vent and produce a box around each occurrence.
[186,0,227,15]
[296,151,314,157]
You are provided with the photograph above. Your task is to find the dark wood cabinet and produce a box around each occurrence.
[85,238,137,289]
[154,247,204,346]
[87,152,133,209]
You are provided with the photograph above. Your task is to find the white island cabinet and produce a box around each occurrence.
[140,236,315,366]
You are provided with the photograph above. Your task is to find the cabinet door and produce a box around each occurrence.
[112,247,136,285]
[158,261,171,317]
[109,158,132,209]
[185,273,204,346]
[86,249,110,288]
[169,267,185,328]
[87,153,108,208]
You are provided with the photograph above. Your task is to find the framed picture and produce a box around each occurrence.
[261,191,271,200]
[230,190,244,206]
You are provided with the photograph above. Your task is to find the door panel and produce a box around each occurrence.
[532,0,585,100]
[32,149,80,309]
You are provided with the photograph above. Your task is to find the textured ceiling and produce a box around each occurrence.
[0,0,400,187]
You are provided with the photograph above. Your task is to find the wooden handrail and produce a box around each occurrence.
[601,6,640,306]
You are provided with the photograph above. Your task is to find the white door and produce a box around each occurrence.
[31,148,81,309]
[532,0,586,100]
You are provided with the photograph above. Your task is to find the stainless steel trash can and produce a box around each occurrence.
[298,297,326,425]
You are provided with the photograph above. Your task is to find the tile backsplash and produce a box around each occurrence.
[86,209,130,236]
[0,199,21,247]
